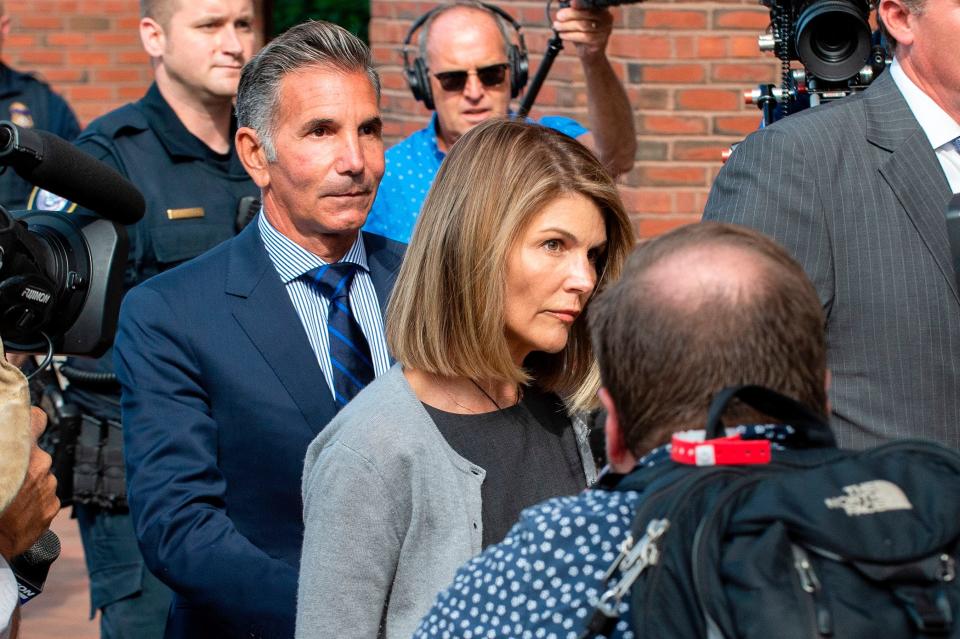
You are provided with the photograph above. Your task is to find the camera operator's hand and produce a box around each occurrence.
[0,408,59,561]
[553,1,614,61]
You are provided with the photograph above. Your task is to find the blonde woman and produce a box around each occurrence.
[295,119,635,639]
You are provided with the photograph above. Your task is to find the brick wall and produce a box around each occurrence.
[2,0,265,125]
[4,0,150,125]
[370,0,781,237]
[4,0,779,238]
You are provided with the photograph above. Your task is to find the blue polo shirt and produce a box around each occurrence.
[365,113,588,243]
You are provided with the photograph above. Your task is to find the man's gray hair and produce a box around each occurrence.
[236,20,380,162]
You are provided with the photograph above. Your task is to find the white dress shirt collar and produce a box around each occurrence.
[889,57,960,151]
[257,212,369,284]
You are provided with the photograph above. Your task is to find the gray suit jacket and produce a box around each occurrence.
[703,71,957,449]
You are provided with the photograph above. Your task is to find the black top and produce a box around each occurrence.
[425,388,585,548]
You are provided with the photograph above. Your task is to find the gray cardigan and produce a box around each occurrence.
[295,364,597,639]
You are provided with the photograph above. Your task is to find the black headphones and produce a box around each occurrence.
[402,1,529,111]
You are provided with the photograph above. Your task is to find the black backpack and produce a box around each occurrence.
[583,386,960,639]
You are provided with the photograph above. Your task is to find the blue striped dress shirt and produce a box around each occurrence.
[257,213,391,400]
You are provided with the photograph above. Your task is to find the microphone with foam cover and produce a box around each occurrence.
[11,530,61,604]
[0,120,145,224]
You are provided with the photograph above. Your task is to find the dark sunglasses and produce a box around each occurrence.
[433,63,509,92]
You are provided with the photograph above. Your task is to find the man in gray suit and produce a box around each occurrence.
[703,0,960,449]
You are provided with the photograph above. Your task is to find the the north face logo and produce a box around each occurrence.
[824,480,913,516]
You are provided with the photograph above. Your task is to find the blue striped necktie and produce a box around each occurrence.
[953,137,960,155]
[308,263,375,408]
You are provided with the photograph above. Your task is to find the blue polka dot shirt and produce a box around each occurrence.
[412,488,642,639]
[365,113,588,244]
[412,424,797,639]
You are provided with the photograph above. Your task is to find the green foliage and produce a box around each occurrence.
[271,0,370,42]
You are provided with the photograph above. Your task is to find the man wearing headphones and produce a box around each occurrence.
[364,0,635,243]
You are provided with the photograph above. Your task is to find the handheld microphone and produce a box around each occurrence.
[11,530,61,605]
[0,120,145,224]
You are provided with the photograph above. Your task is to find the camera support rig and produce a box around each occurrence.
[744,0,888,127]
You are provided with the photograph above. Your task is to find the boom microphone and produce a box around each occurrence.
[0,121,145,224]
[11,529,61,604]
[517,0,644,118]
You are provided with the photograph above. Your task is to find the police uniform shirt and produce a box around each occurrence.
[0,63,80,211]
[33,82,259,289]
[136,82,236,173]
[35,82,259,421]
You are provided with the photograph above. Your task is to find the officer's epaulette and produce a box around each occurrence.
[79,103,149,141]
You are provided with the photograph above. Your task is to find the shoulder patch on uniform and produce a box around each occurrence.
[9,101,33,128]
[28,188,77,213]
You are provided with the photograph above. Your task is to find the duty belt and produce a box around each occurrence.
[74,414,127,511]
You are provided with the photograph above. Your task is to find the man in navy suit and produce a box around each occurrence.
[113,21,404,639]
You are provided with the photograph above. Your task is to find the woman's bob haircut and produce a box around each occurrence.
[386,118,635,410]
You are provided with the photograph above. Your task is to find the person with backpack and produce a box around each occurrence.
[414,221,960,639]
[411,221,833,639]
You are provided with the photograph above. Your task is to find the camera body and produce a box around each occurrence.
[0,208,127,357]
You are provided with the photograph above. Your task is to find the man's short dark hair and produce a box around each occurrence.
[588,222,828,455]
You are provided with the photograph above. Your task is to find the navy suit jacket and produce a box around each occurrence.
[115,220,405,638]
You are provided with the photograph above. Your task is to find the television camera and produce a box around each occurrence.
[0,121,143,361]
[747,0,888,126]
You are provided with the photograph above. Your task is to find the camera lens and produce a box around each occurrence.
[795,0,871,83]
[812,21,856,60]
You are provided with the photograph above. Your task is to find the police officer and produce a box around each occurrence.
[0,0,80,211]
[31,0,258,637]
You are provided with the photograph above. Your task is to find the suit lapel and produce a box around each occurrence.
[867,73,957,304]
[225,222,337,436]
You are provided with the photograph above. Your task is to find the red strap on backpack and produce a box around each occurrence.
[670,432,771,466]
